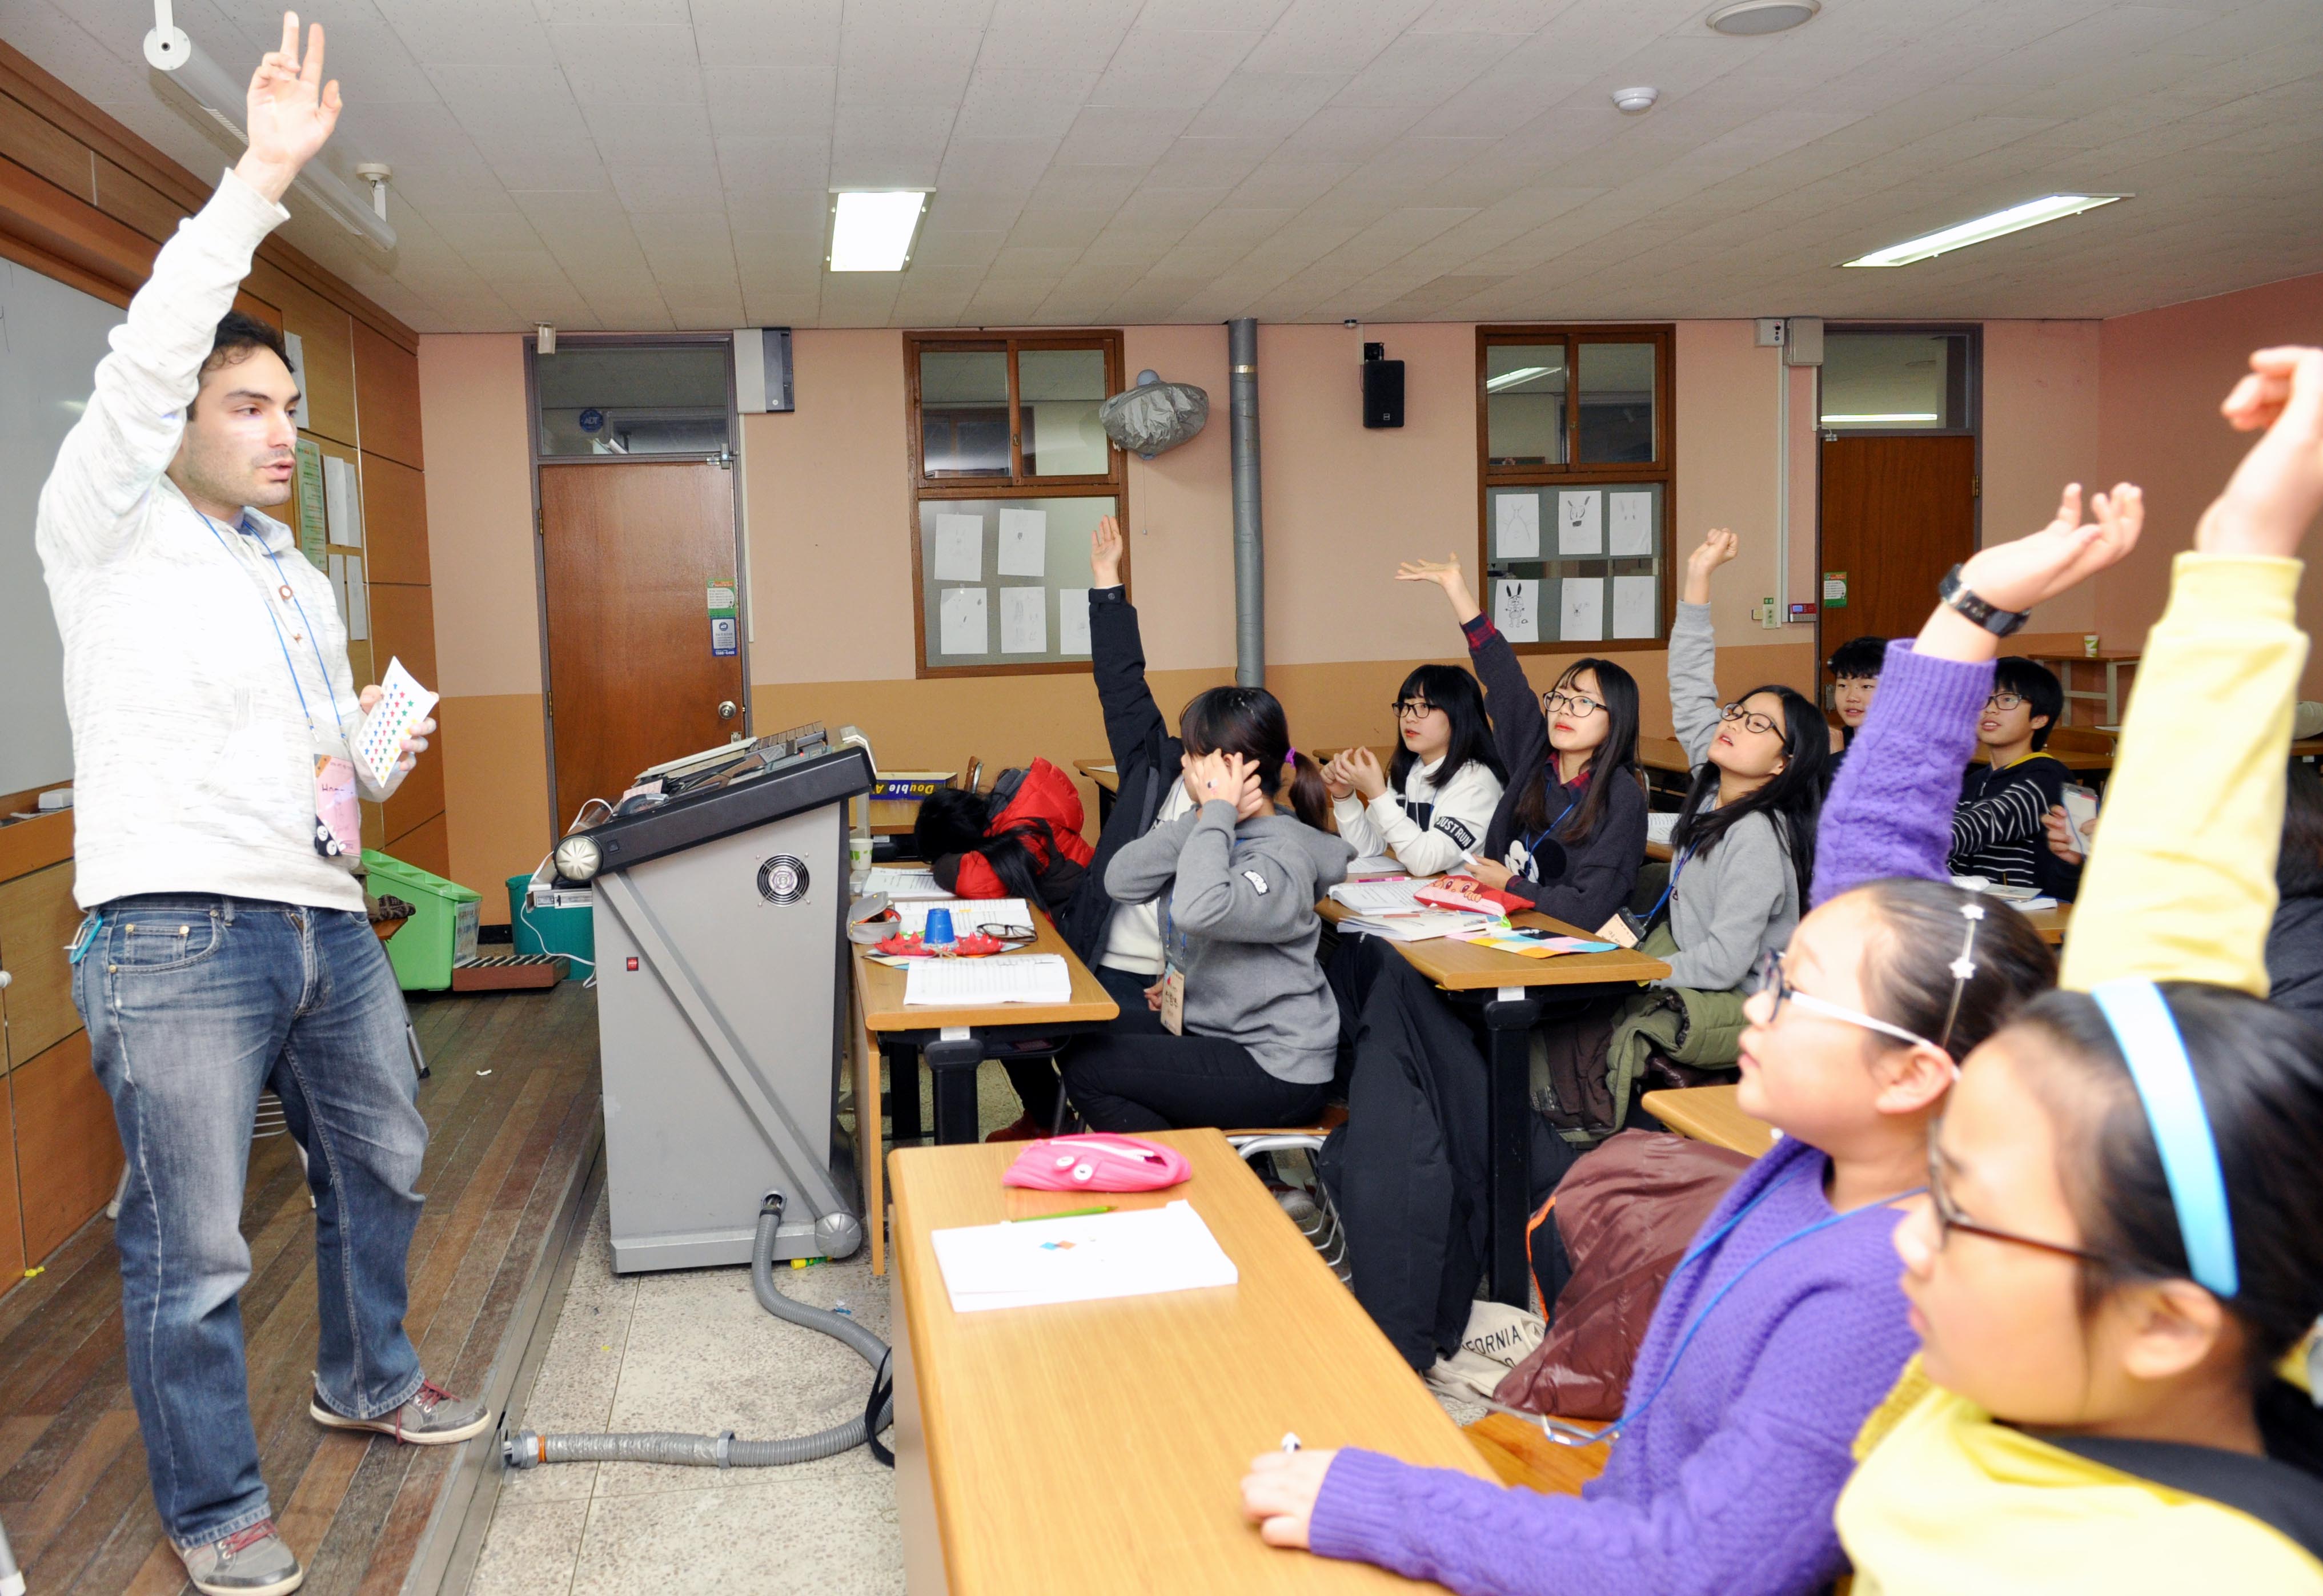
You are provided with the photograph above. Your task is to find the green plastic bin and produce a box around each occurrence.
[364,850,481,991]
[508,874,595,966]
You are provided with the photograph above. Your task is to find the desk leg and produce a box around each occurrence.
[888,1040,923,1145]
[923,1037,985,1146]
[1481,994,1540,1308]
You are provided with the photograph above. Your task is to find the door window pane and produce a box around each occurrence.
[536,344,731,457]
[1576,343,1655,463]
[920,349,1011,476]
[1819,333,1968,430]
[1017,348,1110,476]
[1485,343,1566,465]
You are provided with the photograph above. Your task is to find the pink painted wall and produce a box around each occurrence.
[2097,270,2323,685]
[1984,320,2104,634]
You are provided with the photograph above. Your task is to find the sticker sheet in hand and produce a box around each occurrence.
[353,658,439,789]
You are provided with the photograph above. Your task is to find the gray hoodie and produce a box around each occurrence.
[1104,799,1354,1084]
[1661,601,1803,991]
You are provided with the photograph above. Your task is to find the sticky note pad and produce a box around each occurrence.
[353,657,439,790]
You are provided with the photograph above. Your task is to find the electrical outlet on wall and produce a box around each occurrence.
[1755,318,1787,347]
[1761,595,1780,630]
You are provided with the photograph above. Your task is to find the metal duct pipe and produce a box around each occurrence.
[1228,317,1263,688]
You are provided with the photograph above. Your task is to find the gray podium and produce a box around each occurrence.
[552,742,873,1273]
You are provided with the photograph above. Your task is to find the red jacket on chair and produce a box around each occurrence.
[932,758,1095,908]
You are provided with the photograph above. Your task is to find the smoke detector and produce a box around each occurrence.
[1611,86,1660,115]
[1708,1,1821,35]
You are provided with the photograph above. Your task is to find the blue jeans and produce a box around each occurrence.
[74,894,430,1548]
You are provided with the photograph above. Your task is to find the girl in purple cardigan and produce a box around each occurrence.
[1239,489,2145,1596]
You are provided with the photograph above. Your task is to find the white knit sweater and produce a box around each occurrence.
[37,170,404,912]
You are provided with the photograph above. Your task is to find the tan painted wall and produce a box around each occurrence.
[2096,270,2323,686]
[419,316,2120,912]
[1983,320,2105,634]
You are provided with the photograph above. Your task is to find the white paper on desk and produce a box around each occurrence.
[1338,909,1488,943]
[1647,811,1679,845]
[933,1200,1238,1312]
[1612,574,1656,639]
[933,513,984,581]
[1557,489,1602,556]
[1494,493,1539,558]
[904,953,1072,1008]
[863,867,946,899]
[322,454,362,547]
[895,898,1032,936]
[1000,586,1047,654]
[1495,578,1538,643]
[1327,879,1439,915]
[1057,589,1092,654]
[939,587,988,655]
[997,508,1047,577]
[1561,577,1603,641]
[1608,491,1653,556]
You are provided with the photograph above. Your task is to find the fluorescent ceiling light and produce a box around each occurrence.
[1485,366,1557,392]
[1820,413,1938,424]
[828,191,927,272]
[1843,195,2123,267]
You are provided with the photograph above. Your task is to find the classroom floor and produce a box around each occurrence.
[471,1062,1490,1595]
[0,980,601,1595]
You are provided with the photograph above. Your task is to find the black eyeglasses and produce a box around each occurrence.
[1389,699,1439,720]
[1983,692,2028,711]
[1543,690,1604,717]
[1719,702,1780,736]
[1925,1121,2112,1267]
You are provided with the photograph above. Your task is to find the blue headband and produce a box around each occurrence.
[2089,980,2239,1298]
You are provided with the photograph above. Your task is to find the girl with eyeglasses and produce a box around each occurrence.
[1394,556,1646,928]
[1323,664,1507,878]
[1837,347,2323,1593]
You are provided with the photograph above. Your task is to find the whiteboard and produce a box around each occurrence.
[0,260,123,796]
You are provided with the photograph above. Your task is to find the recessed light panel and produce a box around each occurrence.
[1843,195,2125,268]
[828,191,928,272]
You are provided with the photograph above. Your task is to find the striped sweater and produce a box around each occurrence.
[1947,754,2068,891]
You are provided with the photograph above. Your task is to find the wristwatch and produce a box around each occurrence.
[1937,565,2031,637]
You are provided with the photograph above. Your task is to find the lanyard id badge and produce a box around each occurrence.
[312,735,361,858]
[1158,966,1186,1035]
[196,510,355,859]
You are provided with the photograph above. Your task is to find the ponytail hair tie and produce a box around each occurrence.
[1285,747,1299,765]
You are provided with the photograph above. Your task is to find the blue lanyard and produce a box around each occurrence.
[1594,1163,1922,1442]
[196,510,347,745]
[1518,783,1582,863]
[1644,846,1692,924]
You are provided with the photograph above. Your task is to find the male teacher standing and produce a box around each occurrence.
[36,16,483,1594]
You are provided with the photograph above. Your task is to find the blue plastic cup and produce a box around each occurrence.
[923,907,956,948]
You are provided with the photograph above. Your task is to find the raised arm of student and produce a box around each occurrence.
[1399,555,1548,796]
[36,15,338,569]
[1812,485,2143,906]
[1669,530,1739,769]
[1086,514,1171,775]
[2062,346,2323,995]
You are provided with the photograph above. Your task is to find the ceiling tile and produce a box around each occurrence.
[690,0,844,69]
[704,67,838,140]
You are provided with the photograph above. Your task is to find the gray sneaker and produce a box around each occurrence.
[180,1519,303,1595]
[310,1378,492,1445]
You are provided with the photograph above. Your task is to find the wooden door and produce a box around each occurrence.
[1818,435,1976,659]
[540,462,744,830]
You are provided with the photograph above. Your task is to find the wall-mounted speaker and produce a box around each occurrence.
[1362,342,1404,429]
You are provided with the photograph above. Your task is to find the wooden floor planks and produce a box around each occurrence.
[0,981,601,1595]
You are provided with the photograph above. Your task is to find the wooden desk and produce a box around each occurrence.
[852,913,1119,1147]
[888,1128,1496,1595]
[1073,758,1120,828]
[1636,735,1694,777]
[2019,902,2070,946]
[1321,897,1670,1304]
[1646,838,1674,863]
[1640,1084,1776,1159]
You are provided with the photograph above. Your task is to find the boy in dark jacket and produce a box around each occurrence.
[1948,656,2079,898]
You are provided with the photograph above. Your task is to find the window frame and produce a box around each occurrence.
[1475,324,1676,656]
[904,329,1128,679]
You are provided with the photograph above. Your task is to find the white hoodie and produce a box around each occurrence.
[1332,754,1504,877]
[37,170,404,912]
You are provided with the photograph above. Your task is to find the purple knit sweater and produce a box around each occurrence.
[1310,1138,1917,1596]
[1303,644,1991,1596]
[1812,639,1995,906]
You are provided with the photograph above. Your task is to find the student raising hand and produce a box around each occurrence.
[1397,554,1482,624]
[1920,483,2144,666]
[1091,513,1125,588]
[2201,345,2323,556]
[1680,526,1739,604]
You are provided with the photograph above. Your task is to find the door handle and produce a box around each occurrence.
[718,701,737,721]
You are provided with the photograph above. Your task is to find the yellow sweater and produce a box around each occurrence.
[1839,554,2321,1593]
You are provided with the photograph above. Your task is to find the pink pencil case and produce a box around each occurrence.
[1001,1133,1190,1192]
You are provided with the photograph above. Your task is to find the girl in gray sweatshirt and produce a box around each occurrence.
[1062,687,1354,1132]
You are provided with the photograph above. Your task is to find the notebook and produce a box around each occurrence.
[931,1200,1238,1312]
[902,954,1073,1007]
